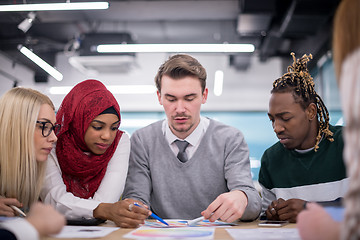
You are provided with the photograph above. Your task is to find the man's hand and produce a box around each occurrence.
[201,190,248,223]
[94,198,150,228]
[266,198,306,223]
[26,202,65,236]
[265,199,282,221]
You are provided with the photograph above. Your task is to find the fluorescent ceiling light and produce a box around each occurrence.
[97,44,255,53]
[214,70,224,96]
[108,85,157,95]
[0,2,109,11]
[49,85,156,95]
[18,45,63,81]
[49,86,73,95]
[121,119,159,128]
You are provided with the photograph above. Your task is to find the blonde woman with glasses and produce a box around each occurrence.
[0,87,65,240]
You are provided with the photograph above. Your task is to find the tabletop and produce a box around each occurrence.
[41,219,297,240]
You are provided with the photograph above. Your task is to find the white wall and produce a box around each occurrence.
[0,53,34,96]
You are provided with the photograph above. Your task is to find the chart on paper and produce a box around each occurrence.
[124,226,215,239]
[144,219,237,228]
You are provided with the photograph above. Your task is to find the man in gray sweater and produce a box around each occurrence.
[123,54,261,223]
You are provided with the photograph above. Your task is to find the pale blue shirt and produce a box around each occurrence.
[162,116,210,159]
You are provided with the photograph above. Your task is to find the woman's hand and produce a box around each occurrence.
[93,198,150,228]
[0,197,22,217]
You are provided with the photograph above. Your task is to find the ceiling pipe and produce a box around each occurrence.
[259,0,297,61]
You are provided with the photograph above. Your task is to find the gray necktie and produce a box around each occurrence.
[174,140,190,163]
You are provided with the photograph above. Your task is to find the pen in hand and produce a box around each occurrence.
[188,211,216,226]
[0,195,27,217]
[187,216,204,226]
[133,203,169,226]
[10,205,27,217]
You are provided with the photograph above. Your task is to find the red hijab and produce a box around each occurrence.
[56,79,122,199]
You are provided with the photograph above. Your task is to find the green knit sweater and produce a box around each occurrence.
[259,125,348,211]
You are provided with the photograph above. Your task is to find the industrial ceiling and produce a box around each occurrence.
[0,0,340,82]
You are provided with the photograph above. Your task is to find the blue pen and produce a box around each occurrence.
[133,203,169,226]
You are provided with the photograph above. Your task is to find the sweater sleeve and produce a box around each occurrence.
[40,133,130,218]
[224,129,262,221]
[258,150,276,212]
[122,130,152,206]
[260,183,276,213]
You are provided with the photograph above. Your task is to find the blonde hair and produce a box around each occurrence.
[333,0,360,81]
[0,87,54,209]
[333,0,360,239]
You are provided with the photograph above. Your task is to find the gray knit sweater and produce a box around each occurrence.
[123,118,261,220]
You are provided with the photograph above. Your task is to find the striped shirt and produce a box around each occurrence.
[259,125,349,212]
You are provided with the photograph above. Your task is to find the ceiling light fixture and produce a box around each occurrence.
[49,85,156,95]
[214,70,224,96]
[17,12,36,33]
[108,85,157,95]
[0,2,109,12]
[18,45,63,81]
[97,44,255,53]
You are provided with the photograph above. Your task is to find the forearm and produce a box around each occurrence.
[224,135,261,220]
[93,203,113,220]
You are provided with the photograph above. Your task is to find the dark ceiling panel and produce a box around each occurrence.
[0,0,341,82]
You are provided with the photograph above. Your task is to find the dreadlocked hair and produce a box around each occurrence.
[272,52,333,152]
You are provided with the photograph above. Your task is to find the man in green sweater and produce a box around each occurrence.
[259,53,348,223]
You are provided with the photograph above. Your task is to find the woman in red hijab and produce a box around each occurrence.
[41,80,149,227]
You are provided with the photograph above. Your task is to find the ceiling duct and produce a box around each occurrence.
[229,53,252,71]
[237,0,275,37]
[69,32,136,75]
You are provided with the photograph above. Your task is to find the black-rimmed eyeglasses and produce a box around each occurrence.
[36,121,61,137]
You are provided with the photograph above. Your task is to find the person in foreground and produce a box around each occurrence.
[297,0,360,239]
[258,53,348,223]
[0,87,65,239]
[1,202,65,240]
[41,80,149,228]
[123,54,261,223]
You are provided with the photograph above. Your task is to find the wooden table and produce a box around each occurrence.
[42,220,297,240]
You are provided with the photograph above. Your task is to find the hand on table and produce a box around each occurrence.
[297,203,340,240]
[202,190,248,223]
[93,198,150,228]
[266,198,306,223]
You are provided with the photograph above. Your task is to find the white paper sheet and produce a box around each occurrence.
[226,228,301,240]
[51,225,119,238]
[124,226,215,239]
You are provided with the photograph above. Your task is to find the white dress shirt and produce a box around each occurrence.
[162,116,209,159]
[40,132,130,218]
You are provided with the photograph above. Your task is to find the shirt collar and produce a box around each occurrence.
[163,116,207,146]
[294,135,324,153]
